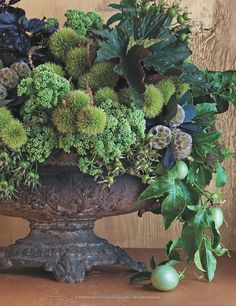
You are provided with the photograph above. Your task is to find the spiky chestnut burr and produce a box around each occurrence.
[1,120,27,149]
[171,128,192,160]
[149,125,172,150]
[0,68,19,88]
[0,107,13,129]
[157,79,176,104]
[143,85,164,118]
[95,87,119,105]
[169,105,185,127]
[66,47,90,80]
[76,106,107,136]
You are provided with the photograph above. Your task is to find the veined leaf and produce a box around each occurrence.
[139,175,172,201]
[179,63,207,87]
[202,239,217,281]
[150,256,158,270]
[195,103,217,117]
[194,250,205,272]
[215,163,228,187]
[107,13,123,26]
[210,221,221,249]
[193,131,221,145]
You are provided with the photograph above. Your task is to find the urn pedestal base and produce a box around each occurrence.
[0,220,146,283]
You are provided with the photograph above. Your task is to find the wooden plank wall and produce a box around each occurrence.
[0,0,235,250]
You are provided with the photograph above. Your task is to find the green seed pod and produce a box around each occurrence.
[176,82,190,99]
[1,119,27,149]
[0,107,14,130]
[49,28,80,60]
[0,83,7,100]
[95,87,119,105]
[10,62,30,79]
[171,128,192,160]
[169,105,185,127]
[0,68,19,88]
[149,125,172,150]
[156,79,176,104]
[66,47,90,80]
[143,85,164,118]
[79,62,119,92]
[77,106,107,136]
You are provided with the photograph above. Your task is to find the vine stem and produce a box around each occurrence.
[193,182,214,203]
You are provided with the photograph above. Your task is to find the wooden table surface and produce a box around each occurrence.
[0,249,235,306]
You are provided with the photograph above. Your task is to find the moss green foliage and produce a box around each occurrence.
[77,106,107,136]
[52,90,91,133]
[45,63,65,77]
[44,17,59,31]
[0,68,19,88]
[176,82,190,99]
[10,62,30,79]
[66,47,90,80]
[23,126,57,163]
[0,107,13,129]
[49,28,80,60]
[18,64,70,111]
[1,120,27,149]
[79,62,119,91]
[157,79,176,104]
[0,59,3,69]
[143,85,164,118]
[64,9,103,37]
[0,84,7,100]
[118,88,132,105]
[95,87,119,105]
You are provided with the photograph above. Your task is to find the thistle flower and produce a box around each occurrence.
[10,62,30,79]
[0,107,13,129]
[0,68,19,88]
[171,128,192,160]
[66,47,90,80]
[1,120,27,149]
[45,63,65,77]
[176,82,190,99]
[79,62,119,92]
[169,105,185,127]
[143,85,164,118]
[77,106,107,135]
[157,79,176,104]
[149,125,172,150]
[95,87,119,105]
[0,83,7,100]
[49,28,80,60]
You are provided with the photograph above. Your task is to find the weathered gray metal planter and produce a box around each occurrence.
[0,155,159,283]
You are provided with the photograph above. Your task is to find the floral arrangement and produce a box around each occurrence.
[0,0,235,290]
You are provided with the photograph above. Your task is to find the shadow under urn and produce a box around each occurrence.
[0,157,159,283]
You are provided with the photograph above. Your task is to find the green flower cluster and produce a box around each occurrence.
[18,64,70,112]
[64,10,103,37]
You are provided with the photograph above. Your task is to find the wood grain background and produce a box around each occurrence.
[0,0,235,250]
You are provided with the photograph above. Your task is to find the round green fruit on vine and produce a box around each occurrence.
[176,161,188,180]
[168,7,177,18]
[151,265,179,291]
[180,33,189,42]
[210,206,224,229]
[177,15,185,25]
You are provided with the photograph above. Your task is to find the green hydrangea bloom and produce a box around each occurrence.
[18,64,70,111]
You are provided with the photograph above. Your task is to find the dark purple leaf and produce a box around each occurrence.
[26,18,45,32]
[183,105,196,122]
[180,123,202,134]
[178,91,190,106]
[9,0,21,5]
[161,147,176,169]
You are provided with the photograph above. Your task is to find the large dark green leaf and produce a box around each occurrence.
[202,239,217,281]
[139,175,172,201]
[193,131,221,145]
[181,210,210,259]
[179,63,208,87]
[96,28,128,62]
[144,41,191,74]
[195,103,217,117]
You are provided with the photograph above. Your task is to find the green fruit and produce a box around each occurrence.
[168,7,177,18]
[27,172,36,179]
[8,184,15,193]
[177,15,185,25]
[19,161,30,169]
[180,32,189,41]
[210,207,224,229]
[151,265,179,291]
[0,180,8,189]
[176,161,188,180]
